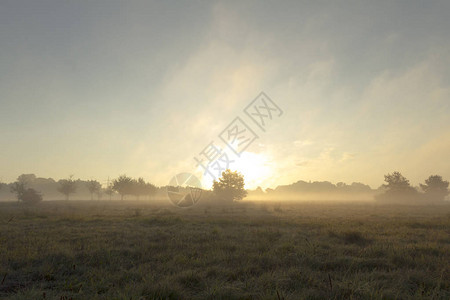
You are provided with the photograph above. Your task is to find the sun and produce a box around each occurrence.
[199,151,273,190]
[235,152,273,189]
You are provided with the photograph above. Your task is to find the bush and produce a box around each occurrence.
[21,188,43,204]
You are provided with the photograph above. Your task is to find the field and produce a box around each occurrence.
[0,200,449,299]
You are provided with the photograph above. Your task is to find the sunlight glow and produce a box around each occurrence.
[199,151,273,190]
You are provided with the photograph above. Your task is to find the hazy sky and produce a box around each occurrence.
[1,1,449,189]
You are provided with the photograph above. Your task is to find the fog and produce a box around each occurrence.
[1,172,448,205]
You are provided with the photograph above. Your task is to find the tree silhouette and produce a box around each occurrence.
[17,174,36,185]
[21,188,43,204]
[376,171,419,202]
[112,175,134,200]
[58,175,77,200]
[383,172,412,191]
[420,175,449,202]
[144,182,157,200]
[96,188,103,200]
[105,183,115,200]
[86,180,102,200]
[213,169,247,203]
[10,175,28,202]
[133,178,147,200]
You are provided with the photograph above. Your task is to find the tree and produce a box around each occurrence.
[420,175,449,202]
[86,180,102,200]
[104,183,115,200]
[213,169,247,203]
[10,175,43,203]
[144,182,157,200]
[336,182,348,189]
[0,181,3,201]
[112,175,134,200]
[132,178,147,200]
[58,175,77,200]
[376,171,419,202]
[17,174,36,185]
[96,188,103,201]
[129,178,156,200]
[383,171,412,191]
[10,176,28,202]
[10,182,26,202]
[21,188,43,204]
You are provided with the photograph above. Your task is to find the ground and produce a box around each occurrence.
[0,200,449,299]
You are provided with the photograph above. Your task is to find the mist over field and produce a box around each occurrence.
[1,1,449,299]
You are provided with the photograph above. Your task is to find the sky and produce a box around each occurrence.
[1,0,449,190]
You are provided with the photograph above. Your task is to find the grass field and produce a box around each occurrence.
[0,200,449,299]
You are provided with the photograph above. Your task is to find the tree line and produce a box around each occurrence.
[0,174,157,204]
[247,172,449,203]
[375,172,449,203]
[0,171,448,205]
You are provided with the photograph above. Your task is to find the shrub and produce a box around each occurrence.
[21,188,43,204]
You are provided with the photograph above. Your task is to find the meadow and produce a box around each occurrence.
[0,200,449,299]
